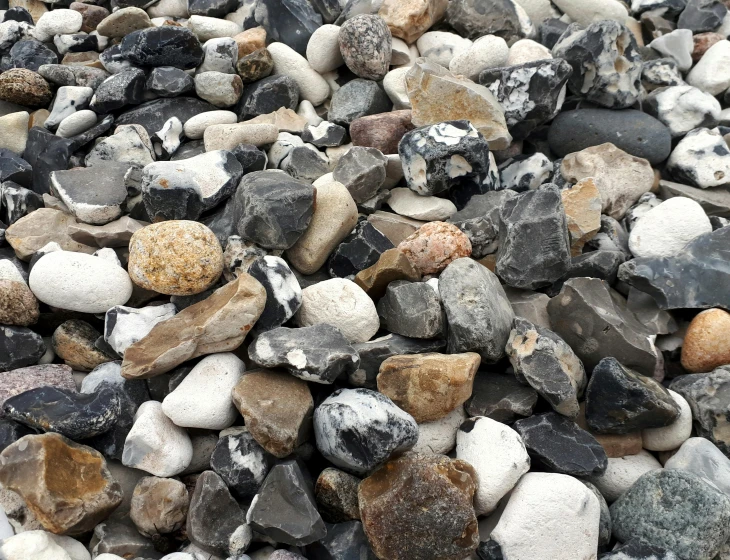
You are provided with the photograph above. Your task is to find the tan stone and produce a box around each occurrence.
[576,404,642,458]
[354,248,420,300]
[561,143,655,220]
[0,433,123,535]
[203,123,278,150]
[378,0,448,44]
[0,111,29,154]
[367,210,424,245]
[29,109,49,128]
[6,209,96,260]
[287,180,358,275]
[0,279,39,326]
[52,320,114,372]
[378,352,480,422]
[128,221,223,296]
[477,253,497,272]
[61,52,104,68]
[121,273,266,379]
[9,0,47,22]
[68,216,148,248]
[231,369,313,458]
[247,107,308,134]
[561,177,602,256]
[233,26,267,58]
[681,308,730,373]
[624,16,644,47]
[406,60,512,150]
[96,7,152,38]
[130,476,189,537]
[0,69,52,108]
[398,221,472,275]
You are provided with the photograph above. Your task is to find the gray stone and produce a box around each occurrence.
[333,146,387,204]
[583,481,612,550]
[145,66,194,97]
[678,0,727,33]
[90,520,161,558]
[328,78,392,126]
[503,287,551,329]
[236,75,299,120]
[665,437,730,497]
[280,145,329,183]
[50,163,129,225]
[89,68,146,113]
[377,280,443,339]
[338,14,392,81]
[610,469,730,560]
[465,372,538,423]
[306,521,377,560]
[447,0,525,42]
[447,190,515,256]
[0,326,45,372]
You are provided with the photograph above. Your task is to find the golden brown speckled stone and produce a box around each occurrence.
[398,221,471,275]
[0,69,52,108]
[681,308,730,373]
[0,280,39,326]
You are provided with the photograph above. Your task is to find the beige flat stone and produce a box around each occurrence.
[247,107,308,134]
[367,210,424,245]
[5,208,96,260]
[203,122,278,150]
[378,0,448,44]
[0,111,29,154]
[67,216,148,248]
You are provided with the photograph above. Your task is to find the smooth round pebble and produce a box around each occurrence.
[642,389,692,451]
[183,111,237,139]
[449,35,509,80]
[56,109,97,138]
[507,38,553,65]
[268,42,330,106]
[387,187,457,221]
[585,450,663,502]
[306,24,344,74]
[681,308,730,373]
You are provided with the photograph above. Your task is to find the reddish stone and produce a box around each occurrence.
[398,221,472,275]
[349,110,414,154]
[693,32,724,62]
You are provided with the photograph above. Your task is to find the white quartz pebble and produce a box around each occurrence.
[642,389,693,451]
[34,9,82,42]
[412,406,466,455]
[688,40,730,96]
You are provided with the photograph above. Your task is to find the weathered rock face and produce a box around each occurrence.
[359,452,479,560]
[121,273,266,379]
[315,467,362,523]
[0,433,123,535]
[130,476,189,537]
[446,0,526,42]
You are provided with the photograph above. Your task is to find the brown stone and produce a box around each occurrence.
[0,69,52,108]
[315,467,361,523]
[52,319,114,372]
[378,0,448,44]
[354,248,420,300]
[233,26,267,58]
[96,7,152,38]
[247,107,308,134]
[398,221,472,275]
[0,279,39,326]
[5,208,96,260]
[367,210,424,245]
[378,352,480,423]
[0,433,123,535]
[477,254,497,272]
[576,404,642,458]
[121,273,266,379]
[561,177,602,256]
[128,221,224,296]
[68,216,149,248]
[236,48,274,84]
[0,364,76,415]
[693,32,725,62]
[70,2,110,32]
[406,60,511,150]
[130,476,189,537]
[359,452,479,560]
[349,110,414,155]
[29,108,49,128]
[681,308,730,373]
[231,369,313,458]
[61,52,104,68]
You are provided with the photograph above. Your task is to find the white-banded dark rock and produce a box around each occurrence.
[210,427,273,499]
[119,26,204,70]
[50,163,129,225]
[0,182,42,226]
[498,153,552,192]
[247,255,302,332]
[302,121,347,148]
[377,280,443,339]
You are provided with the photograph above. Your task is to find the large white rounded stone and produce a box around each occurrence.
[29,251,133,313]
[306,24,344,74]
[268,42,330,106]
[642,389,692,451]
[0,531,74,560]
[688,40,730,96]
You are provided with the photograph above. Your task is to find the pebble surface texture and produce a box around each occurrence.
[3,0,730,558]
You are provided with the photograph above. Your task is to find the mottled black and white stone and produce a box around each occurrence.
[99,44,138,75]
[440,257,514,362]
[338,14,392,81]
[332,146,387,203]
[3,385,121,440]
[116,97,216,137]
[104,303,177,356]
[280,145,329,183]
[498,153,552,192]
[39,64,108,89]
[641,58,684,92]
[479,59,572,140]
[377,280,443,339]
[0,325,45,372]
[210,427,273,499]
[465,372,538,422]
[328,220,394,279]
[632,0,687,16]
[585,357,679,434]
[311,0,341,22]
[247,255,302,332]
[399,120,493,202]
[142,149,243,222]
[350,334,445,389]
[598,541,678,560]
[120,26,204,70]
[187,470,247,556]
[678,0,727,32]
[548,278,661,376]
[198,37,238,74]
[553,20,643,109]
[145,66,194,98]
[306,521,377,560]
[302,121,347,148]
[506,318,586,419]
[327,78,392,126]
[496,185,571,290]
[44,85,93,131]
[1,39,57,72]
[89,68,146,114]
[667,128,730,189]
[85,125,153,168]
[188,0,238,17]
[610,469,730,560]
[53,33,106,56]
[236,75,299,120]
[248,460,326,545]
[254,0,323,56]
[618,226,730,310]
[234,170,314,249]
[154,116,183,158]
[645,85,721,139]
[249,323,359,384]
[447,0,525,42]
[513,412,607,476]
[314,388,418,474]
[0,181,42,225]
[624,192,662,232]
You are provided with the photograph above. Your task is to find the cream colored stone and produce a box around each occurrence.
[203,122,278,150]
[247,107,308,134]
[5,208,95,260]
[0,111,29,154]
[378,0,448,44]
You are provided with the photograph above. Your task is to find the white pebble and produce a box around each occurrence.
[412,406,465,455]
[187,15,241,41]
[551,0,629,26]
[449,35,509,80]
[650,28,694,72]
[416,31,472,67]
[56,110,97,138]
[204,122,278,150]
[0,531,73,560]
[585,450,662,502]
[306,24,344,74]
[269,42,330,106]
[507,38,553,65]
[642,389,692,451]
[383,67,411,109]
[183,110,237,139]
[387,187,457,221]
[688,40,730,96]
[297,100,323,127]
[665,437,730,497]
[34,9,82,42]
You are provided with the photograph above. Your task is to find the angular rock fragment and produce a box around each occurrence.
[354,247,420,300]
[50,164,128,226]
[211,427,272,499]
[465,371,538,422]
[447,0,525,42]
[120,26,204,69]
[667,128,730,189]
[254,0,323,56]
[377,280,443,339]
[333,146,387,204]
[315,467,361,523]
[247,255,302,332]
[104,304,177,357]
[306,520,376,560]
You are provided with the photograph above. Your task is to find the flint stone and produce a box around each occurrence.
[116,97,216,137]
[89,69,145,114]
[465,372,538,423]
[315,467,361,523]
[120,26,204,70]
[247,255,302,332]
[210,427,272,499]
[0,325,45,372]
[447,0,524,42]
[145,67,194,98]
[328,78,392,126]
[0,364,75,411]
[377,280,443,339]
[254,0,323,56]
[328,221,394,279]
[50,164,129,225]
[236,75,299,120]
[678,0,727,32]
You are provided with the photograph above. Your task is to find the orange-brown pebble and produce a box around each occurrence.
[681,308,730,373]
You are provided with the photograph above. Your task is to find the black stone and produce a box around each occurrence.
[0,181,42,225]
[201,196,237,249]
[332,146,387,203]
[328,79,392,126]
[280,146,330,182]
[230,143,267,173]
[0,326,44,372]
[496,185,571,290]
[2,7,33,23]
[479,59,572,140]
[477,539,505,560]
[1,39,57,72]
[678,0,727,32]
[188,0,238,17]
[145,66,194,98]
[234,170,315,249]
[247,255,302,332]
[302,121,347,147]
[586,215,631,257]
[120,26,204,70]
[465,371,538,422]
[619,226,730,310]
[539,18,569,49]
[306,521,377,560]
[546,250,627,297]
[377,280,443,339]
[210,428,273,499]
[513,412,608,476]
[0,418,35,453]
[89,68,146,114]
[172,139,206,161]
[236,75,299,120]
[585,357,679,434]
[3,386,121,440]
[0,148,32,187]
[23,127,75,195]
[253,0,323,56]
[311,0,341,23]
[548,109,672,165]
[598,541,678,560]
[248,459,326,546]
[327,220,394,278]
[99,43,139,75]
[446,0,524,42]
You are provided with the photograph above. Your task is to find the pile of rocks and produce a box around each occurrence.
[2,0,730,558]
